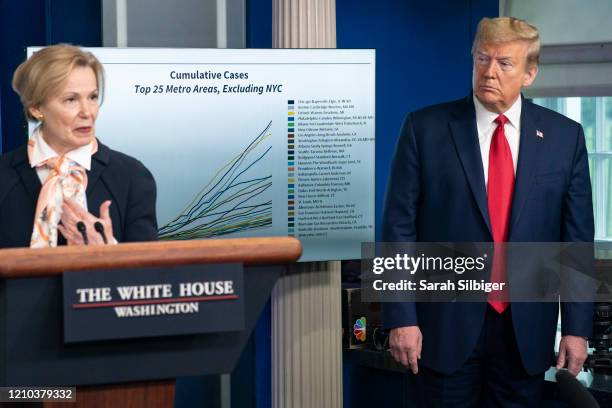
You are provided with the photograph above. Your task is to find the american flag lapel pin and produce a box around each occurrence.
[536,130,544,138]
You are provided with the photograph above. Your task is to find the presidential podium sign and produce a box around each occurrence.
[63,263,244,342]
[0,238,300,394]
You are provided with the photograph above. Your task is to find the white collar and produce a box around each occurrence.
[473,94,522,131]
[29,126,94,170]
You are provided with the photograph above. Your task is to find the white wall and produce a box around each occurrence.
[102,0,245,48]
[504,0,612,96]
[507,0,612,45]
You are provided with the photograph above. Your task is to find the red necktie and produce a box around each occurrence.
[487,114,513,313]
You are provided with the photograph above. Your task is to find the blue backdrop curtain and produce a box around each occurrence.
[0,0,101,154]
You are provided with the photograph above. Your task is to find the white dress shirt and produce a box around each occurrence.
[29,128,93,181]
[474,95,521,190]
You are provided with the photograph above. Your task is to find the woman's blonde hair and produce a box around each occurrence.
[12,44,105,122]
[472,17,540,69]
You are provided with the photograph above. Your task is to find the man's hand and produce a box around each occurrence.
[58,198,115,245]
[389,326,422,374]
[556,335,588,376]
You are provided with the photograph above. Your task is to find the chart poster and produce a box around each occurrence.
[28,48,375,261]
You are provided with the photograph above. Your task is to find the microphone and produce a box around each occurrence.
[555,369,600,408]
[76,221,89,245]
[372,327,390,351]
[94,221,108,244]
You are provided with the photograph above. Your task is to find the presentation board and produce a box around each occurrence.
[28,48,375,261]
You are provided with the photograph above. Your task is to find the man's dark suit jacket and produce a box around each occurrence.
[0,141,158,247]
[381,95,594,375]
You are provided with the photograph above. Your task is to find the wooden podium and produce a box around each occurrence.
[0,237,302,407]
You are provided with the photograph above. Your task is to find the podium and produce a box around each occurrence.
[0,237,302,407]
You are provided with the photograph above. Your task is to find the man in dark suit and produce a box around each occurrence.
[0,141,158,248]
[382,17,593,407]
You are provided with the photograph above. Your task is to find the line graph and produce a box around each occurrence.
[158,121,273,239]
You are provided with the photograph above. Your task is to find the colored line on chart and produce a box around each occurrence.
[158,121,273,239]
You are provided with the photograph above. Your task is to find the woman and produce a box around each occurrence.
[0,44,157,248]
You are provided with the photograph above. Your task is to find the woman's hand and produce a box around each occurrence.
[58,198,115,245]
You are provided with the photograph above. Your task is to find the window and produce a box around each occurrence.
[533,97,612,241]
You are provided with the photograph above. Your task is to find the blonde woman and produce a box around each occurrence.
[0,44,157,248]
